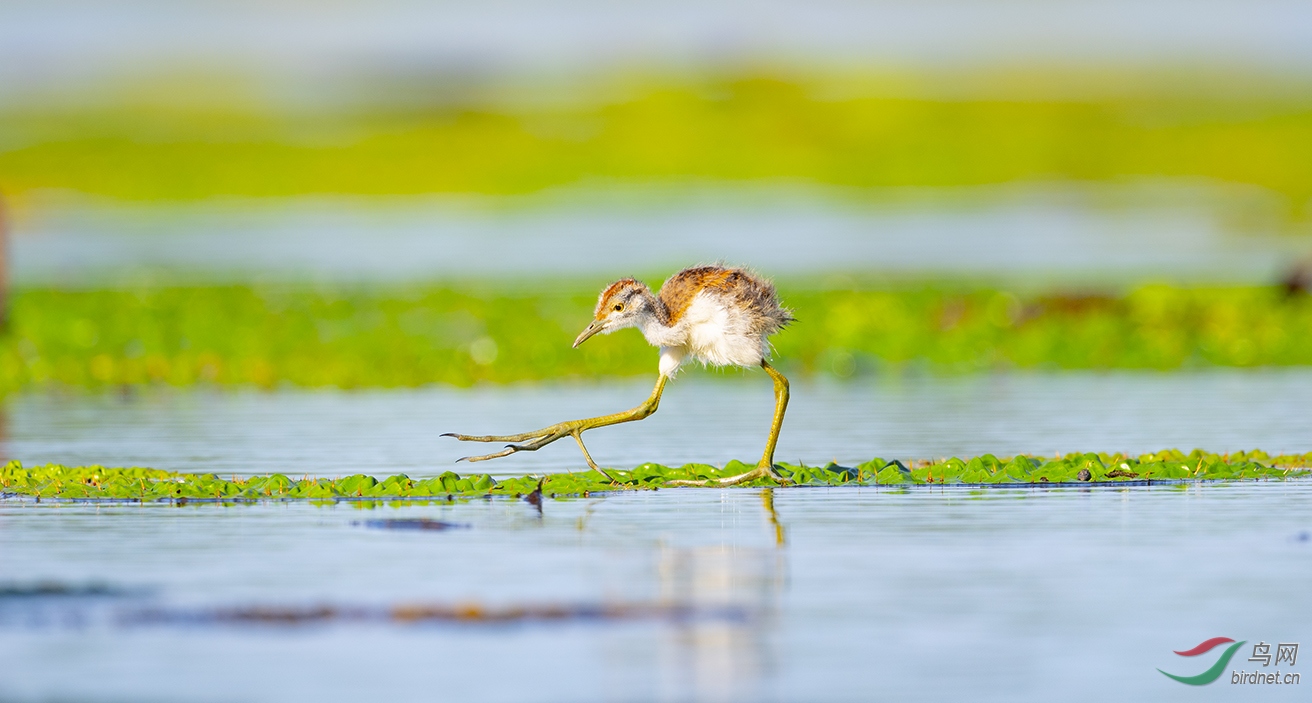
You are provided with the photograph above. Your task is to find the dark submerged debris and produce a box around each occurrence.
[0,581,144,599]
[123,601,752,627]
[354,519,468,531]
[524,478,545,510]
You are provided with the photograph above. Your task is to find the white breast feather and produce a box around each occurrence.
[679,292,765,368]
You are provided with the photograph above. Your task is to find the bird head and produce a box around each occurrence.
[574,278,651,347]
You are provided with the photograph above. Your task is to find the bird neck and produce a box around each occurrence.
[631,285,677,342]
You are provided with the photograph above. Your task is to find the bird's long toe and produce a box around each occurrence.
[449,427,573,464]
[759,464,791,485]
[716,466,790,487]
[456,446,520,463]
[664,465,789,487]
[442,429,553,443]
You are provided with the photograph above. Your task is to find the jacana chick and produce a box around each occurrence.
[445,264,794,485]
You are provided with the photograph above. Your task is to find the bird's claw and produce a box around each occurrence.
[666,465,790,487]
[446,427,570,464]
[455,444,518,463]
[442,431,550,444]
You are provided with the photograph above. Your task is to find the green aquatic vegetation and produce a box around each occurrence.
[2,73,1312,219]
[2,281,1312,393]
[2,450,1307,502]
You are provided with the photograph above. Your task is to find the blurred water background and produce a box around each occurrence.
[4,0,1312,286]
[11,188,1310,285]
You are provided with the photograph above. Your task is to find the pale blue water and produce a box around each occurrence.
[4,0,1312,102]
[11,191,1305,286]
[5,370,1310,477]
[1,371,1310,701]
[0,483,1308,702]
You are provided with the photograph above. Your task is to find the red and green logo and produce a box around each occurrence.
[1160,637,1247,685]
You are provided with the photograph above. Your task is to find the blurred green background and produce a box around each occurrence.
[3,0,1312,391]
[4,73,1311,208]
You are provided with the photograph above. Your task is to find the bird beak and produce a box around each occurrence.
[573,320,605,348]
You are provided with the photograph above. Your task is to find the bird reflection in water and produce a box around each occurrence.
[647,489,788,702]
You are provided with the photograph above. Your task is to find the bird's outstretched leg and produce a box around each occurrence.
[443,375,669,481]
[669,360,791,487]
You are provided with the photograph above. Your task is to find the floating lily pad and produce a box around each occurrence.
[1,450,1308,503]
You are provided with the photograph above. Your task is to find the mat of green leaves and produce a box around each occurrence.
[3,450,1308,502]
[5,281,1312,394]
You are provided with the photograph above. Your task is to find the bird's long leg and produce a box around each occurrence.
[444,375,669,477]
[668,360,791,487]
[758,359,790,470]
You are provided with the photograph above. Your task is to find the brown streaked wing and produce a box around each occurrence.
[657,266,736,325]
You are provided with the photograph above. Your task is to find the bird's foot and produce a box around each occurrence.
[442,424,623,483]
[442,375,666,483]
[441,426,570,463]
[667,464,791,488]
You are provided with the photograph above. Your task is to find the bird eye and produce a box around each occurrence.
[613,303,623,311]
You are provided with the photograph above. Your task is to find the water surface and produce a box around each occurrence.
[3,370,1308,701]
[1,483,1307,702]
[13,191,1304,286]
[5,369,1310,477]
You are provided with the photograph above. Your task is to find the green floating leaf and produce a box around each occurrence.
[0,449,1308,503]
[875,462,910,485]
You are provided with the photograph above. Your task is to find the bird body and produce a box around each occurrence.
[449,264,795,486]
[575,265,793,376]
